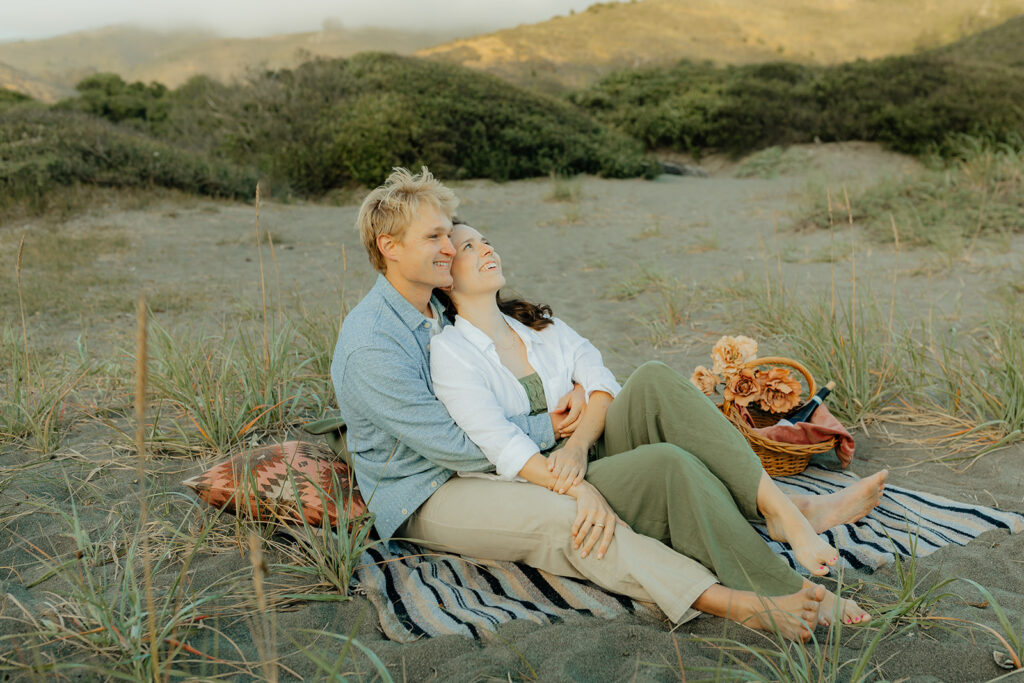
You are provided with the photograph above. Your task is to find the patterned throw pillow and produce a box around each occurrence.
[182,441,367,526]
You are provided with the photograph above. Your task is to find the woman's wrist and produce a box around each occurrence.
[564,479,593,499]
[564,433,595,452]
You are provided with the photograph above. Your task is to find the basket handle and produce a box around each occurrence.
[720,356,818,415]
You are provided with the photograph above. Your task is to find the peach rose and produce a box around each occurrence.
[711,335,759,377]
[723,368,761,407]
[690,366,721,395]
[756,367,803,414]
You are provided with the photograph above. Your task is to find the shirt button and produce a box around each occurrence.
[401,508,408,515]
[540,442,548,448]
[431,480,437,488]
[423,322,429,328]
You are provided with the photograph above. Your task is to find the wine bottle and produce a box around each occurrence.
[776,381,835,426]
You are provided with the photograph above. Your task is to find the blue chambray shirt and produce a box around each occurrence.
[331,275,556,540]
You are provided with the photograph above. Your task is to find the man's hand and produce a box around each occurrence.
[547,443,588,494]
[567,481,619,560]
[550,383,586,439]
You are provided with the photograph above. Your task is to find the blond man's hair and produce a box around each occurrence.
[357,167,459,274]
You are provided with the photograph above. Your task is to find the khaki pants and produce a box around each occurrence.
[399,474,716,624]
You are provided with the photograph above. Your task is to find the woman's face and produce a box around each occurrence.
[449,223,506,300]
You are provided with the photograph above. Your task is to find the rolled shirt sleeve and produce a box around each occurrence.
[553,318,621,399]
[430,335,542,480]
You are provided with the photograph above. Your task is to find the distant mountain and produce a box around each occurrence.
[4,2,1024,102]
[0,24,469,100]
[0,60,72,101]
[417,0,1024,92]
[934,12,1024,68]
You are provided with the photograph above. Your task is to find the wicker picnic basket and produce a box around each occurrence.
[719,356,839,477]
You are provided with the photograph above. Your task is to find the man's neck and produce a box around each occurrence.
[384,272,434,318]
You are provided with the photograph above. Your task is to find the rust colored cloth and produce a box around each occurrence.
[739,404,855,467]
[183,441,366,526]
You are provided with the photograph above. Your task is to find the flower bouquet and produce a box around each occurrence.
[690,336,840,476]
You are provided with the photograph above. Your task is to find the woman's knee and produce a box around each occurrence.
[631,443,711,484]
[626,361,670,387]
[626,360,707,403]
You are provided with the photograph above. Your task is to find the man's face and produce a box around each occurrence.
[385,203,456,293]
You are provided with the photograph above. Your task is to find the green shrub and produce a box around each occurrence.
[184,52,658,192]
[571,52,1024,158]
[0,89,32,110]
[57,73,171,129]
[0,107,259,214]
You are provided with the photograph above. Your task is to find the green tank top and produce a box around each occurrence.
[518,372,549,416]
[519,372,581,455]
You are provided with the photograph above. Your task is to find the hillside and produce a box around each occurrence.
[0,61,71,102]
[934,12,1024,67]
[418,0,1024,91]
[0,24,467,100]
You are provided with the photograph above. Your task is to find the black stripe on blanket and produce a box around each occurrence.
[353,466,1024,642]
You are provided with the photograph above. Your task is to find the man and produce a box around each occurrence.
[331,167,846,639]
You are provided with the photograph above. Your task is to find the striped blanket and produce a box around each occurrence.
[352,466,1024,642]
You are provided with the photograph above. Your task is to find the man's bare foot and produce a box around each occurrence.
[692,583,824,643]
[743,584,826,642]
[817,587,871,627]
[793,469,889,534]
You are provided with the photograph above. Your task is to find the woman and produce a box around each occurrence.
[429,221,889,638]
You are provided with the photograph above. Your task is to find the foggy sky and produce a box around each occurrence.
[0,1,612,42]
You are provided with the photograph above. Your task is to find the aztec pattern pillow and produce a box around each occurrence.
[183,441,367,526]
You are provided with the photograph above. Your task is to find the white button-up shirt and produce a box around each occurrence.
[429,314,621,480]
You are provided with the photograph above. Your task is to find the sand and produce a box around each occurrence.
[2,142,1023,681]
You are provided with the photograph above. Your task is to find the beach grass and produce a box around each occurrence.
[0,325,90,454]
[546,173,584,203]
[0,491,238,679]
[802,135,1024,252]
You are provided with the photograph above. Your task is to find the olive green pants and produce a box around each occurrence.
[586,361,804,596]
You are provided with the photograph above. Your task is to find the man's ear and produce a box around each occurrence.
[377,233,400,264]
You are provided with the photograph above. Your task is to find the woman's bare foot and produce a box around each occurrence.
[817,587,871,627]
[742,584,826,642]
[763,506,839,575]
[793,469,889,534]
[694,583,825,643]
[759,473,839,575]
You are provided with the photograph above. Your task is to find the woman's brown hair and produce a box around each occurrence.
[433,289,555,331]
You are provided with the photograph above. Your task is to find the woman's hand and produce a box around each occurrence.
[550,383,586,438]
[547,443,588,494]
[567,481,619,560]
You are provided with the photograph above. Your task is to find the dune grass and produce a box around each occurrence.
[0,325,89,454]
[731,271,1024,458]
[802,134,1024,251]
[545,173,584,203]
[0,493,236,679]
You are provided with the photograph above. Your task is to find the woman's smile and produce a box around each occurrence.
[450,223,506,297]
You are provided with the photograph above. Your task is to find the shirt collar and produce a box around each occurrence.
[453,313,544,352]
[373,274,448,332]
